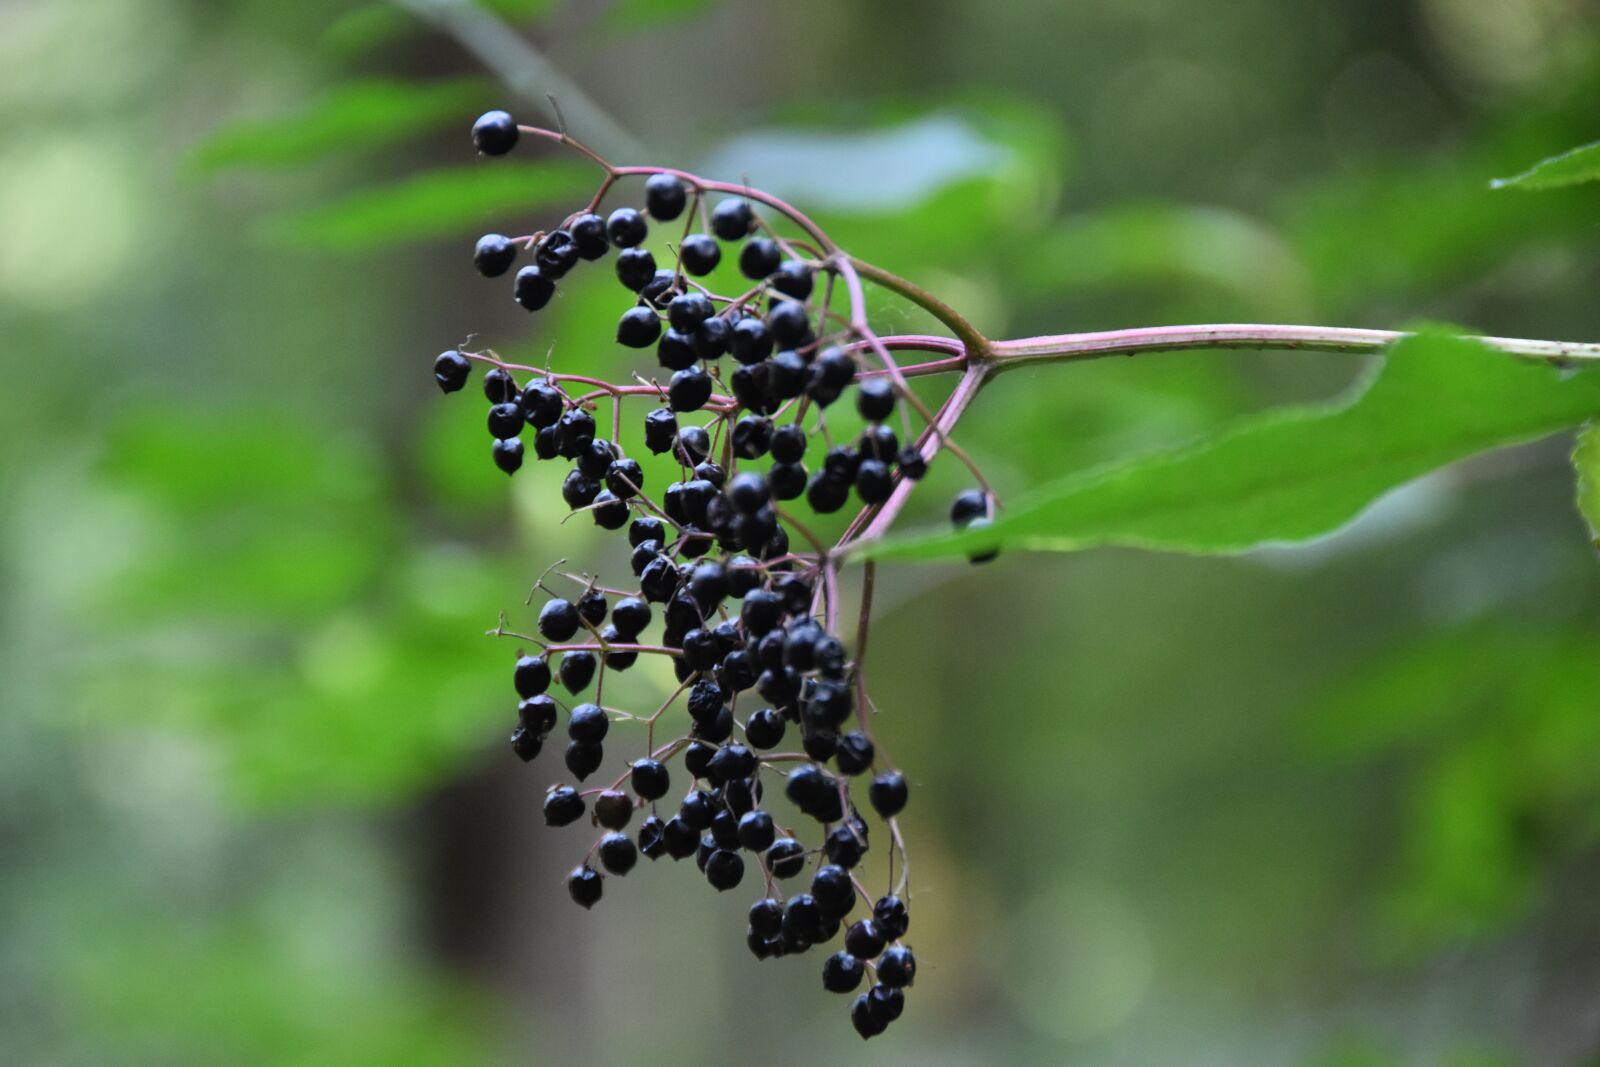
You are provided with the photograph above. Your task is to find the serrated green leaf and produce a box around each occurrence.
[1572,422,1600,548]
[190,78,489,173]
[1490,139,1600,191]
[868,333,1600,561]
[259,160,595,249]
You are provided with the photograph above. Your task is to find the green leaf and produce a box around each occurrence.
[869,333,1600,561]
[190,78,489,173]
[1573,422,1600,548]
[319,5,418,58]
[259,160,595,249]
[1490,139,1600,191]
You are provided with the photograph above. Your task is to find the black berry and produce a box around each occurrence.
[513,265,555,311]
[543,785,585,826]
[474,233,518,277]
[680,234,721,276]
[644,173,687,220]
[566,863,603,908]
[606,207,649,248]
[472,110,518,156]
[712,197,754,240]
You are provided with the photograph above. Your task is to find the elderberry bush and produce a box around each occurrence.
[429,109,1006,1039]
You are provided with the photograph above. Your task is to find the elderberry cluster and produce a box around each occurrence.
[425,108,1005,1040]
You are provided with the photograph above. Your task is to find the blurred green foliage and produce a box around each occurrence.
[7,0,1600,1063]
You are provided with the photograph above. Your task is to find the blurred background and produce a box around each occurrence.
[5,0,1600,1063]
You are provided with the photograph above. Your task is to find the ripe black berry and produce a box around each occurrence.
[562,470,599,510]
[600,626,636,670]
[514,654,551,698]
[812,864,856,917]
[856,378,896,421]
[482,367,517,404]
[471,110,518,156]
[806,472,850,514]
[850,993,886,1039]
[591,490,628,529]
[844,920,886,960]
[616,246,657,291]
[950,489,988,526]
[644,173,688,220]
[638,556,680,602]
[767,838,807,879]
[783,893,828,944]
[768,422,807,463]
[566,863,602,909]
[520,381,564,428]
[565,741,603,780]
[611,597,652,638]
[869,771,908,817]
[667,292,714,334]
[628,758,670,801]
[704,848,745,891]
[543,785,585,826]
[766,300,810,347]
[727,472,768,514]
[433,350,471,393]
[694,315,731,358]
[668,367,713,412]
[513,265,555,311]
[771,259,814,300]
[683,741,715,780]
[510,725,541,761]
[554,409,596,458]
[493,441,522,482]
[679,233,721,275]
[637,409,674,456]
[854,459,893,504]
[488,402,523,439]
[676,425,711,465]
[876,946,915,988]
[872,895,909,939]
[474,233,518,277]
[598,831,638,875]
[535,229,579,278]
[895,446,928,480]
[740,237,782,280]
[727,416,771,461]
[750,897,785,939]
[567,702,609,744]
[593,789,633,830]
[606,207,648,248]
[737,809,776,852]
[576,589,608,627]
[560,651,598,693]
[661,817,698,859]
[822,951,865,993]
[517,695,557,734]
[744,707,786,749]
[538,599,581,641]
[868,984,905,1026]
[605,457,645,499]
[834,731,875,776]
[825,822,868,868]
[729,317,773,365]
[570,212,609,259]
[712,197,754,240]
[617,305,662,348]
[638,269,677,308]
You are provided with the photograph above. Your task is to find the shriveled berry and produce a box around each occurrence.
[617,305,662,348]
[566,864,602,908]
[543,785,585,826]
[638,268,677,308]
[510,725,541,761]
[472,110,518,156]
[643,408,678,454]
[823,951,865,993]
[712,197,754,240]
[680,233,721,275]
[606,207,648,248]
[705,848,745,890]
[554,408,596,457]
[474,233,517,277]
[638,816,667,859]
[534,229,579,278]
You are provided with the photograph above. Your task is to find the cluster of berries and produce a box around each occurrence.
[426,108,999,1039]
